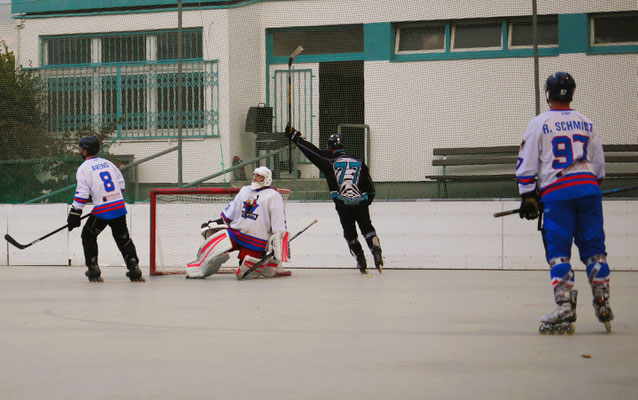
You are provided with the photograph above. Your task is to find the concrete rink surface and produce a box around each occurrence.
[1,266,637,400]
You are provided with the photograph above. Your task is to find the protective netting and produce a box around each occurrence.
[1,2,637,203]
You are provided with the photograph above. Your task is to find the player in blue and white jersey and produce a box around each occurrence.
[516,72,613,333]
[68,136,144,282]
[285,124,383,274]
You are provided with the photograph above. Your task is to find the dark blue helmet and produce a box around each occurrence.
[545,72,576,103]
[78,136,100,156]
[327,134,344,150]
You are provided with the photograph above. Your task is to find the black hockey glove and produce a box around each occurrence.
[519,191,540,220]
[67,207,83,231]
[200,218,226,238]
[284,123,301,144]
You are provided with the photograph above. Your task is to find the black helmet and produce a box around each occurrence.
[78,136,100,157]
[327,134,344,150]
[545,72,576,103]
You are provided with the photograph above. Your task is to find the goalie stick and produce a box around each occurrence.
[239,218,318,280]
[287,45,304,173]
[493,185,638,218]
[5,214,90,250]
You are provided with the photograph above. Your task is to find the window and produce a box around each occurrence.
[157,30,203,60]
[592,13,638,45]
[101,75,148,130]
[395,23,445,53]
[102,34,146,63]
[45,37,91,65]
[46,77,93,131]
[271,25,364,56]
[509,16,558,47]
[453,20,502,50]
[157,73,205,129]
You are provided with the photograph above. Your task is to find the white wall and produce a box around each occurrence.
[2,200,636,271]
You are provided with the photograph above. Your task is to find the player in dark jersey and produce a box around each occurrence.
[285,124,383,273]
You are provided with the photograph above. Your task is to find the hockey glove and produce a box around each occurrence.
[67,207,83,231]
[284,123,301,144]
[200,218,226,238]
[519,191,540,220]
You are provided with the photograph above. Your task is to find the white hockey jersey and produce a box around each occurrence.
[517,109,605,202]
[220,186,287,252]
[72,156,127,219]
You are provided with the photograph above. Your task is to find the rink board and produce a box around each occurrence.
[1,200,637,270]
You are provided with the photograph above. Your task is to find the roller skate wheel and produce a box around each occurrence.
[555,325,565,335]
[539,324,548,334]
[566,324,575,335]
[604,321,611,333]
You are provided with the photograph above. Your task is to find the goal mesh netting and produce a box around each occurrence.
[150,187,290,276]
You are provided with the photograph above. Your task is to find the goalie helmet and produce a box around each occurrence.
[251,166,272,189]
[545,72,576,103]
[78,136,100,158]
[327,133,344,150]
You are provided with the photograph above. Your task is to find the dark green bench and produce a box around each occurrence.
[426,144,638,198]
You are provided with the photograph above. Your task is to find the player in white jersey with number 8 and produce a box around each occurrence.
[516,72,613,333]
[68,136,144,283]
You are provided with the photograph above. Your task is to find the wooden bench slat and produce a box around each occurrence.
[432,146,519,156]
[606,155,638,163]
[432,144,638,157]
[604,144,638,152]
[432,157,518,166]
[425,172,637,181]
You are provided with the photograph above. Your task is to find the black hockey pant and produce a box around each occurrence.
[81,214,138,267]
[335,203,377,254]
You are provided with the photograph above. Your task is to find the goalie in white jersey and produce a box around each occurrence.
[68,136,144,282]
[186,167,290,279]
[516,72,613,332]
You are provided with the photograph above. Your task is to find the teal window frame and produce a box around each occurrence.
[393,16,559,61]
[588,12,638,55]
[41,28,204,66]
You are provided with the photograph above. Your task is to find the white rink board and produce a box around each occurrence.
[2,200,637,270]
[0,206,7,266]
[7,204,68,266]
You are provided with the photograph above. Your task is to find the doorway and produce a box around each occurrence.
[319,61,364,160]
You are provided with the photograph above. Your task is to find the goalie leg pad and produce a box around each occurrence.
[267,231,290,262]
[186,230,233,278]
[236,255,281,280]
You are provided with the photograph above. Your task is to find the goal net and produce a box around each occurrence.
[150,187,290,276]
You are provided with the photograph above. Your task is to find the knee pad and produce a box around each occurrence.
[585,254,610,284]
[548,257,574,292]
[186,230,233,278]
[236,255,279,279]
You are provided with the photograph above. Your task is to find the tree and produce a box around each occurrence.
[0,42,122,203]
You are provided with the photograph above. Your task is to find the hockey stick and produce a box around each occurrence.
[493,185,638,218]
[4,214,90,250]
[287,45,304,174]
[239,218,317,280]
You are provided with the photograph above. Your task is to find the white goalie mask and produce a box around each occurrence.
[251,166,273,189]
